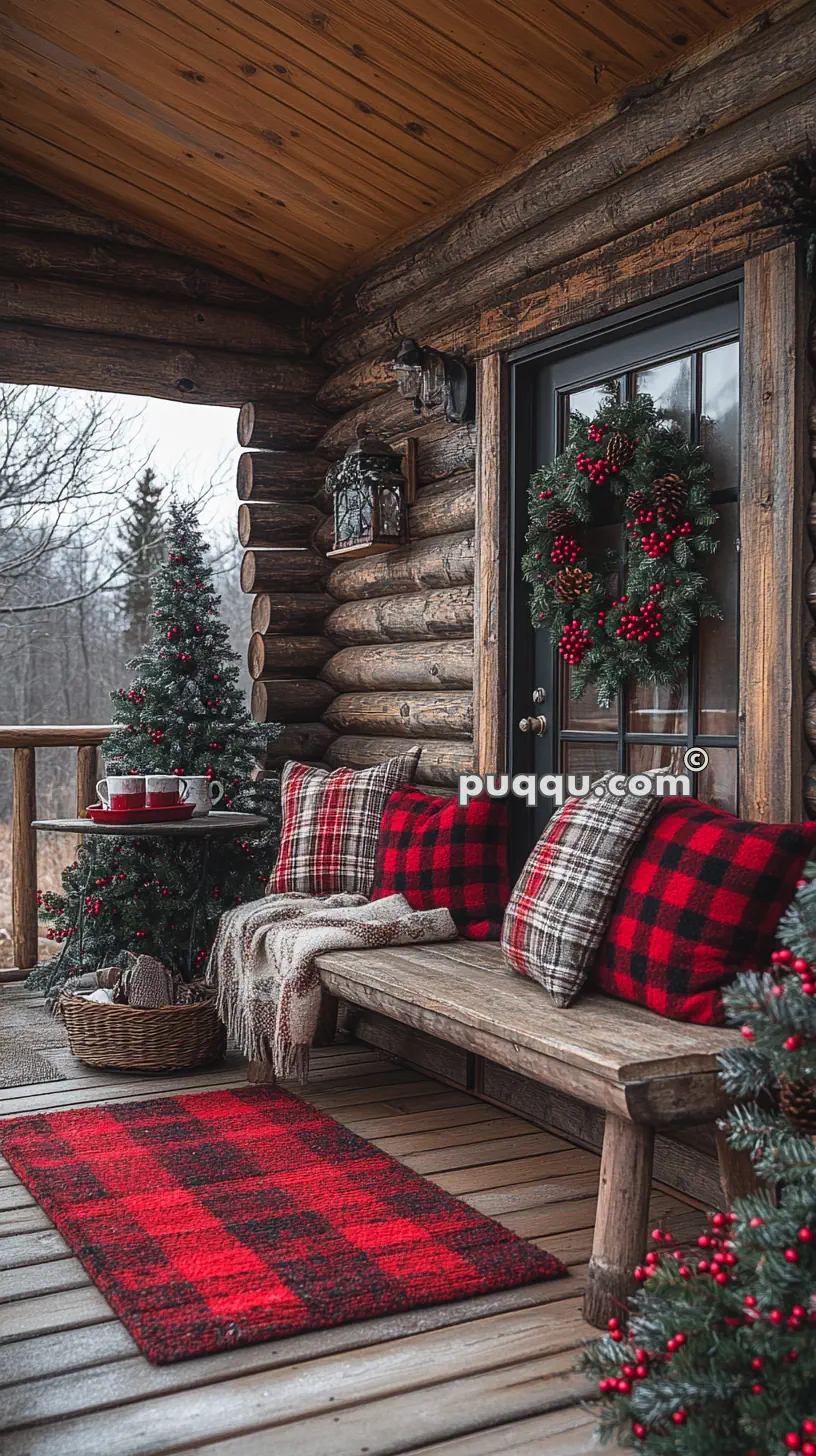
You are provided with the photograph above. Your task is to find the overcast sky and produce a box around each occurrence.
[114,395,241,529]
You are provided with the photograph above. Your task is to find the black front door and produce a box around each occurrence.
[509,281,741,848]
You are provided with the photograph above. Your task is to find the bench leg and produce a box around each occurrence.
[313,991,339,1048]
[583,1114,654,1329]
[715,1125,759,1206]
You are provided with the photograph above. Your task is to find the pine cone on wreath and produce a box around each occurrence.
[625,489,651,519]
[779,1075,816,1133]
[554,567,593,601]
[605,431,638,469]
[651,473,688,522]
[546,508,577,534]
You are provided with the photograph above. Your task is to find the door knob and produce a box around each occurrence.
[519,715,548,735]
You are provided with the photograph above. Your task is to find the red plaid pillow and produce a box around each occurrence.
[594,798,816,1024]
[501,775,660,1006]
[370,789,511,939]
[271,751,420,897]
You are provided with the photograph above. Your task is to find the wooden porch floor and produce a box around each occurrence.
[0,987,704,1454]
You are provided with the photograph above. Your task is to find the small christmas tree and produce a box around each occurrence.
[582,867,816,1454]
[33,501,280,988]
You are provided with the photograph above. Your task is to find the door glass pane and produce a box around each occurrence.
[562,742,618,780]
[700,342,739,493]
[627,743,688,776]
[562,672,618,731]
[634,355,692,437]
[697,748,738,813]
[564,379,621,429]
[627,678,688,735]
[698,500,739,737]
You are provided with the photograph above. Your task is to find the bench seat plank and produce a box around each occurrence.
[315,941,738,1126]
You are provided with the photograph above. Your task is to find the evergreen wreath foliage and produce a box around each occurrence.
[31,500,281,991]
[523,387,721,706]
[581,865,816,1454]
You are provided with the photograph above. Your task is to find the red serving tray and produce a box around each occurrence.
[86,803,196,824]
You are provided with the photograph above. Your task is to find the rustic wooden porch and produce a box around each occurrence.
[0,983,709,1455]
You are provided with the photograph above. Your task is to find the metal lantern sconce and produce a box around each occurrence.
[392,338,474,424]
[327,426,415,560]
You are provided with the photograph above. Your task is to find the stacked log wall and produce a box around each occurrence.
[0,172,315,406]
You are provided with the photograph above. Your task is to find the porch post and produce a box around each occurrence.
[473,353,509,777]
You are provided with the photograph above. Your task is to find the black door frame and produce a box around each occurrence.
[506,272,743,855]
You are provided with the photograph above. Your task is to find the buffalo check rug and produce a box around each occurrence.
[0,1087,565,1363]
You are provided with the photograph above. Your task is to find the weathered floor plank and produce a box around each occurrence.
[0,1019,690,1454]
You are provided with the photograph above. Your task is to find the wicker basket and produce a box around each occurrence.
[60,994,226,1072]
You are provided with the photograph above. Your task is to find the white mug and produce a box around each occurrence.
[145,774,187,810]
[97,776,145,812]
[182,776,224,817]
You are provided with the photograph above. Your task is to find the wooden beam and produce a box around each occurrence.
[250,592,335,637]
[250,679,336,724]
[803,309,816,813]
[325,587,474,646]
[240,551,329,594]
[236,452,328,502]
[0,276,306,356]
[0,323,323,407]
[739,243,810,822]
[237,502,325,550]
[11,747,37,970]
[322,2,815,334]
[474,355,508,776]
[325,736,473,787]
[263,723,337,765]
[326,532,474,603]
[248,634,336,681]
[324,691,473,739]
[321,642,473,692]
[238,401,331,451]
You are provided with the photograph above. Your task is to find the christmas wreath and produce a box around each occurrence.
[523,387,721,706]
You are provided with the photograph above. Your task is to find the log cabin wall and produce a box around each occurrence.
[0,170,316,406]
[278,0,816,1202]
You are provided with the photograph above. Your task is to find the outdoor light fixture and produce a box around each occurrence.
[327,426,414,559]
[392,338,474,424]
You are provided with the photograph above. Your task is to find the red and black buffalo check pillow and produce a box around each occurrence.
[271,750,420,897]
[594,798,816,1024]
[370,788,511,939]
[501,774,660,1006]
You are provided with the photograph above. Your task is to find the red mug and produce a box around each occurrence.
[145,774,188,810]
[96,775,145,812]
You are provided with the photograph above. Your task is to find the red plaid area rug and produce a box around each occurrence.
[0,1088,565,1364]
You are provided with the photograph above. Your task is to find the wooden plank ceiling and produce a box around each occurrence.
[0,0,766,303]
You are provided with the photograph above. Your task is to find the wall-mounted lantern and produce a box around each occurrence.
[327,427,414,560]
[392,338,474,424]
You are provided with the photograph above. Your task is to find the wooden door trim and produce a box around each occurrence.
[474,353,509,776]
[739,243,811,821]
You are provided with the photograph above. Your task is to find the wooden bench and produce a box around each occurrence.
[249,939,744,1328]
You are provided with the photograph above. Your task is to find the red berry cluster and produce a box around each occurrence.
[637,520,692,559]
[575,451,613,484]
[587,422,610,443]
[167,627,180,640]
[149,729,164,744]
[786,1420,816,1454]
[550,534,581,565]
[558,619,593,665]
[207,740,225,751]
[177,652,193,664]
[616,591,664,643]
[600,1318,686,1441]
[772,946,816,997]
[83,895,102,917]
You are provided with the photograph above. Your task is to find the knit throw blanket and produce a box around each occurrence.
[208,892,457,1080]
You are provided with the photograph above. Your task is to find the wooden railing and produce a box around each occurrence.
[0,726,113,973]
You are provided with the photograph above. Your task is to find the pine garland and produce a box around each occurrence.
[31,501,281,990]
[581,865,816,1453]
[523,387,721,706]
